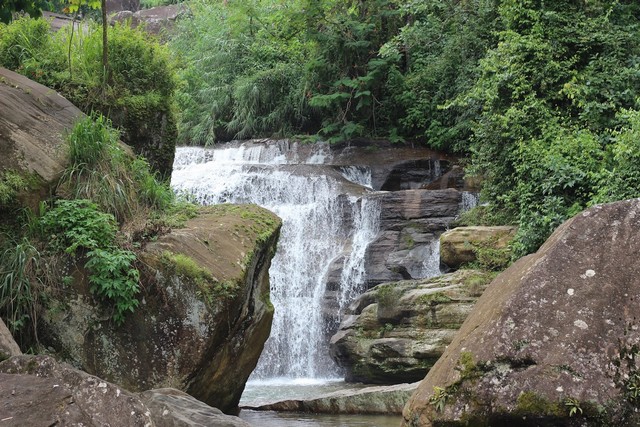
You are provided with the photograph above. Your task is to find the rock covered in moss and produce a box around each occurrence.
[40,204,281,413]
[330,269,494,384]
[439,226,517,270]
[403,199,640,427]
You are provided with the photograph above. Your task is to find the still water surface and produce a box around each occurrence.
[239,379,402,427]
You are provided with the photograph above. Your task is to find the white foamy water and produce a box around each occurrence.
[171,142,379,379]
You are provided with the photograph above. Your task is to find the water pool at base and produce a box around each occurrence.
[239,379,402,427]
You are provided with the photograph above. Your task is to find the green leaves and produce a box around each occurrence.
[64,0,101,14]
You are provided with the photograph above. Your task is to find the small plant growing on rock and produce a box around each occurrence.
[565,397,583,417]
[429,386,451,413]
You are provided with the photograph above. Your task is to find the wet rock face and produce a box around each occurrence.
[403,199,640,427]
[364,189,461,287]
[41,205,281,413]
[330,270,493,384]
[0,355,251,427]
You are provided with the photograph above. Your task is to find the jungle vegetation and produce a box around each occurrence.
[1,0,640,256]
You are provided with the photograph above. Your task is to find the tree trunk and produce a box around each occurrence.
[102,0,109,81]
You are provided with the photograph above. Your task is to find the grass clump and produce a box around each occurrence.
[60,114,174,223]
[0,170,29,208]
[0,237,44,341]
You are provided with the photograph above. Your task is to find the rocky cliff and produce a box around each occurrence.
[403,199,640,426]
[330,270,494,384]
[0,67,81,212]
[41,204,281,413]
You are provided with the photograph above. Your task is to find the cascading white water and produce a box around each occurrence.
[171,142,379,380]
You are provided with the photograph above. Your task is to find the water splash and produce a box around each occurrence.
[338,166,372,189]
[171,143,379,379]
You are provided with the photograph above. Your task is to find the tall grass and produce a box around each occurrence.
[60,114,174,223]
[0,237,43,342]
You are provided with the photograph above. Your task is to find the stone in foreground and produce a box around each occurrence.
[403,199,640,426]
[41,204,281,413]
[0,355,250,426]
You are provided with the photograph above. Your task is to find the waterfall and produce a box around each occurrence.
[171,142,379,380]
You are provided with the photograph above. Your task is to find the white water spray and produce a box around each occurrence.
[171,142,379,379]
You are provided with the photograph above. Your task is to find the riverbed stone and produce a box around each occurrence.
[439,225,517,270]
[245,382,419,415]
[330,269,494,384]
[403,199,640,427]
[40,204,281,413]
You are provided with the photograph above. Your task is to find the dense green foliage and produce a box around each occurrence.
[0,17,178,177]
[171,0,640,255]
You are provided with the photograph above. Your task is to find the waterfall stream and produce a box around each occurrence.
[171,141,380,380]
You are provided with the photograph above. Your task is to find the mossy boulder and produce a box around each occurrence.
[40,204,281,413]
[439,226,517,270]
[403,199,640,426]
[330,269,495,384]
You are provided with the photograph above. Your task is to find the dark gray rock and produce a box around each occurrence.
[403,199,640,426]
[363,189,461,287]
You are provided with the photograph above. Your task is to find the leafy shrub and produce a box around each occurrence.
[0,18,177,177]
[38,198,140,325]
[39,199,117,254]
[85,248,140,325]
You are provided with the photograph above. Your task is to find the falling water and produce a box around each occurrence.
[171,142,380,380]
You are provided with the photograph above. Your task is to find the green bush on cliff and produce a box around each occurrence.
[61,114,173,222]
[0,17,177,178]
[39,199,140,326]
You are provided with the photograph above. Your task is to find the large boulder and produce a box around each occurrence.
[0,67,81,211]
[246,382,419,415]
[0,355,250,426]
[330,270,494,384]
[403,199,640,426]
[40,204,281,413]
[439,225,517,270]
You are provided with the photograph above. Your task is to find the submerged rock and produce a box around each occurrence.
[330,270,494,384]
[0,355,250,426]
[41,204,281,413]
[246,382,418,415]
[403,199,640,426]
